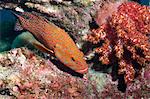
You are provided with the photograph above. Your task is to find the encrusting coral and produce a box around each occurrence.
[0,48,96,98]
[87,2,150,84]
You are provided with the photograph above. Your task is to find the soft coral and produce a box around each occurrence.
[87,1,150,84]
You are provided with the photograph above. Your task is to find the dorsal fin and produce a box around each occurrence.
[31,12,50,23]
[14,20,24,31]
[10,11,24,31]
[31,12,57,27]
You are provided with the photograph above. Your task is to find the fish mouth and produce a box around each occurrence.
[76,67,88,74]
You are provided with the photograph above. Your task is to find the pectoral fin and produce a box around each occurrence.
[11,31,35,48]
[12,31,54,55]
[32,40,54,55]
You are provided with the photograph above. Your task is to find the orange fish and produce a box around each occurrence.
[13,12,88,74]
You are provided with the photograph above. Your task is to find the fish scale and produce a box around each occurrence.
[13,12,88,74]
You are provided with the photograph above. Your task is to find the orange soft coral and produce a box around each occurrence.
[87,2,150,84]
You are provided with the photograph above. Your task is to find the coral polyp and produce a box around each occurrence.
[87,2,150,84]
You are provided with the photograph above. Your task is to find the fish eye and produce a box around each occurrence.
[71,57,80,65]
[71,57,75,61]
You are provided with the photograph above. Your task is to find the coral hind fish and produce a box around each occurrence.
[12,11,88,74]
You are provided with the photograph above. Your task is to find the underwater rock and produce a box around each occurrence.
[1,48,148,98]
[0,48,97,98]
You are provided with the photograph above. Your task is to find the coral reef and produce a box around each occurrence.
[100,65,150,98]
[0,47,149,98]
[0,48,97,98]
[87,2,150,84]
[0,0,149,98]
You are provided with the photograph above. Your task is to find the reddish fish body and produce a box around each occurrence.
[14,12,88,74]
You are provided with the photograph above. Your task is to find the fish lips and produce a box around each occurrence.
[76,67,88,74]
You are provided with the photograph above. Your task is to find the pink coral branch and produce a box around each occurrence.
[87,1,150,84]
